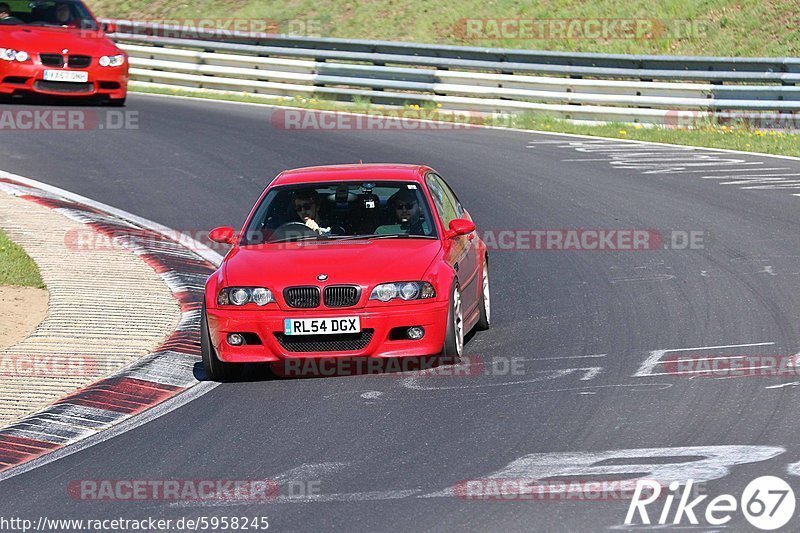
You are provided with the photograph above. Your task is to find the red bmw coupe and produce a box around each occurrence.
[0,0,128,104]
[202,164,491,380]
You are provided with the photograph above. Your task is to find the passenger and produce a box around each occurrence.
[375,190,427,235]
[54,2,78,27]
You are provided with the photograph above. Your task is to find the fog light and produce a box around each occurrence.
[227,333,245,346]
[407,327,425,340]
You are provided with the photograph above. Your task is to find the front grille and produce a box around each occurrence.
[68,55,91,68]
[40,54,64,67]
[284,286,320,308]
[34,81,93,93]
[274,329,374,353]
[324,286,360,308]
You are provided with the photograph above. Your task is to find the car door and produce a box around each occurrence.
[425,173,480,314]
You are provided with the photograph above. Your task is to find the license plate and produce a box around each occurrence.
[43,70,89,83]
[284,317,361,336]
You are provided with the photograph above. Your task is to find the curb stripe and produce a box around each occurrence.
[0,175,221,474]
[59,378,184,415]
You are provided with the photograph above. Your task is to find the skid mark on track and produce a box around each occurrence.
[633,342,775,377]
[610,274,676,283]
[169,490,422,508]
[399,367,603,391]
[533,138,800,197]
[459,383,674,402]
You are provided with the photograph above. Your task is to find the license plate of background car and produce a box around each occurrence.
[43,70,89,83]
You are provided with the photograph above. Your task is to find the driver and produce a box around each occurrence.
[0,3,21,24]
[375,190,428,235]
[292,189,331,236]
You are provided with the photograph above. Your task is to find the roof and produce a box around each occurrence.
[272,164,432,186]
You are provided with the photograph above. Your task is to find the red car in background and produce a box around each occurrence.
[203,164,491,380]
[0,0,127,105]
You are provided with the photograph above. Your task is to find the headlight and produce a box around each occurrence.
[217,287,275,306]
[99,54,125,67]
[0,49,29,62]
[370,282,436,302]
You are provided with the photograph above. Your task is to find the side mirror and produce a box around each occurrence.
[209,226,236,245]
[446,218,476,239]
[102,21,116,33]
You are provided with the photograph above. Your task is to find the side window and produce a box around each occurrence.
[439,176,465,218]
[425,173,462,227]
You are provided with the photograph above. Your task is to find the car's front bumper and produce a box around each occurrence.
[207,301,449,363]
[0,62,128,99]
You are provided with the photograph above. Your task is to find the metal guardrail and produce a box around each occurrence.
[105,19,800,124]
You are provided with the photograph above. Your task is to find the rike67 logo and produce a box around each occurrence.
[625,476,795,530]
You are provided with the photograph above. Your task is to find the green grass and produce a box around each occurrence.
[92,0,800,56]
[132,84,800,158]
[0,229,45,288]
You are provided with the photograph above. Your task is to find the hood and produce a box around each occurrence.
[223,238,442,305]
[0,26,120,56]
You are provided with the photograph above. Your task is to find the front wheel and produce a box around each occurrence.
[440,282,464,363]
[201,304,241,382]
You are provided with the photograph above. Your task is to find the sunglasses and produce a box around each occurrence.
[294,203,314,211]
[395,203,417,210]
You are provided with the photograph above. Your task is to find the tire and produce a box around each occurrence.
[475,258,491,331]
[440,282,464,363]
[201,304,240,382]
[107,97,126,107]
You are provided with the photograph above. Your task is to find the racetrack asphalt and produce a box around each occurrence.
[2,94,800,531]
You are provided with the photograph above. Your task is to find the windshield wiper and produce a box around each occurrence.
[330,234,436,241]
[268,235,327,244]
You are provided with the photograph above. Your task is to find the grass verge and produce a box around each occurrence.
[0,229,45,288]
[132,84,800,159]
[91,0,800,57]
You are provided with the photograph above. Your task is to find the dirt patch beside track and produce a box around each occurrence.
[0,286,48,352]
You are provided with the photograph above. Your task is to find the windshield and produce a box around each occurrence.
[241,181,438,245]
[0,0,98,29]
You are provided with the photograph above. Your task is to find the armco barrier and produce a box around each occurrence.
[104,19,800,125]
